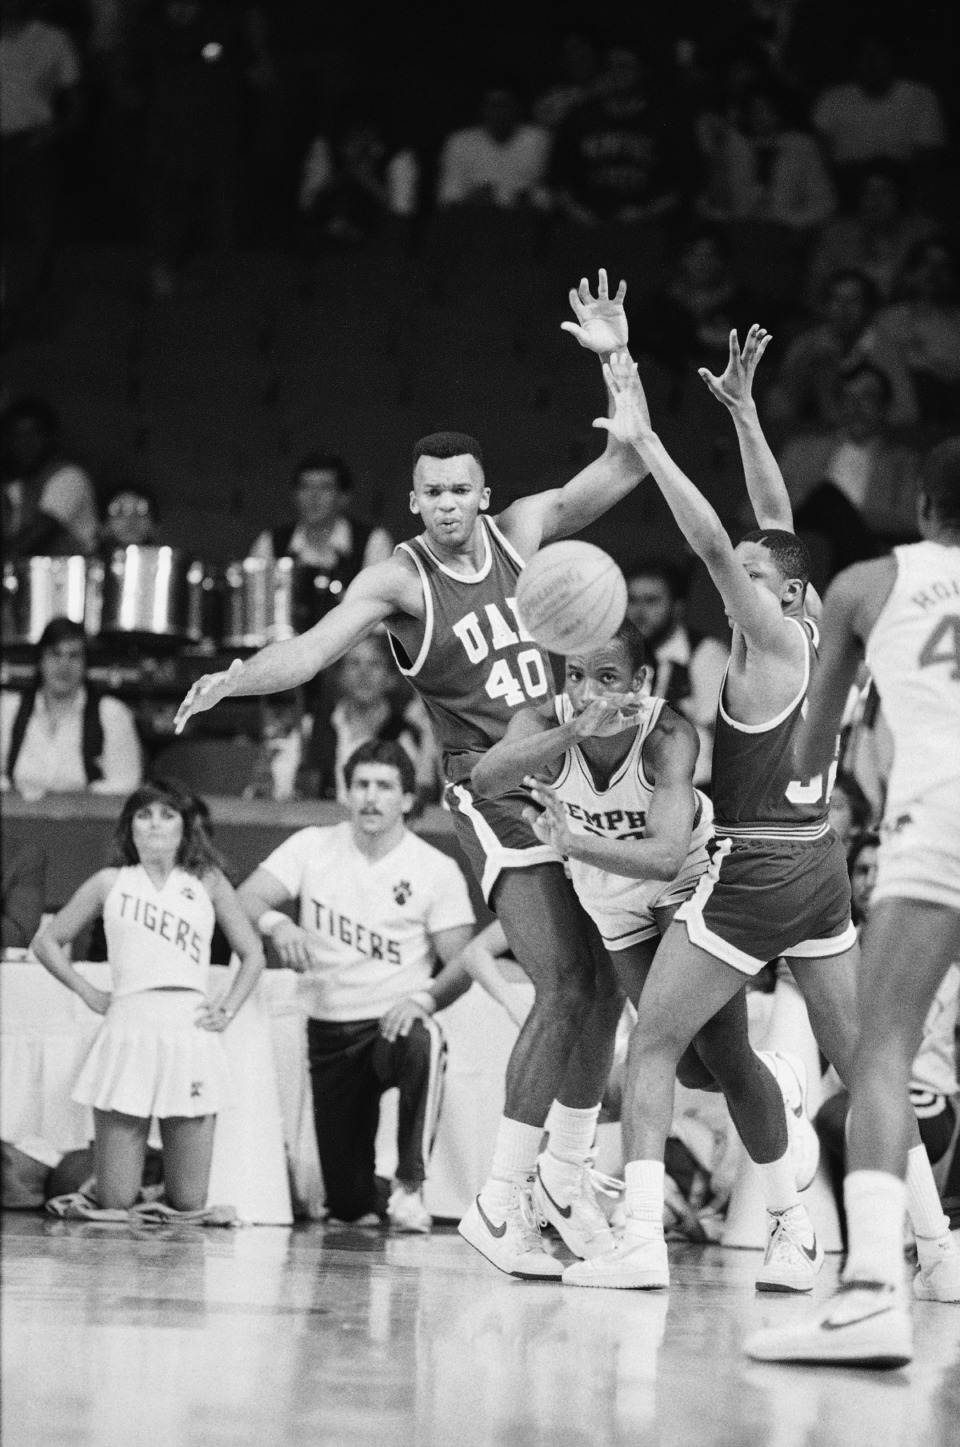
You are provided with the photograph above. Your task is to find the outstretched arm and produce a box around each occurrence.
[175,557,415,732]
[499,271,650,554]
[597,352,789,651]
[700,326,823,619]
[471,692,644,796]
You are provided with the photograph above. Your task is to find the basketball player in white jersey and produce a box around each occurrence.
[746,438,960,1366]
[474,616,818,1283]
[238,739,476,1230]
[31,780,264,1212]
[174,274,659,1277]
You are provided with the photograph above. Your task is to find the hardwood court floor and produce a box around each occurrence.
[3,1213,959,1447]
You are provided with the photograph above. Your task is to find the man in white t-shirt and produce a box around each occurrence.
[238,739,476,1230]
[437,87,550,209]
[1,397,98,556]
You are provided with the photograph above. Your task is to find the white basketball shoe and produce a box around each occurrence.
[562,1218,669,1290]
[914,1229,960,1301]
[458,1179,564,1279]
[744,1282,912,1368]
[758,1050,821,1192]
[755,1202,824,1292]
[534,1151,619,1260]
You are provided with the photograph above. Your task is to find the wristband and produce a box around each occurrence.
[258,909,289,938]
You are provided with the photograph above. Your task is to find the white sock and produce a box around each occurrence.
[545,1101,601,1165]
[843,1169,908,1288]
[905,1144,950,1241]
[624,1159,665,1227]
[487,1117,544,1191]
[757,1147,800,1216]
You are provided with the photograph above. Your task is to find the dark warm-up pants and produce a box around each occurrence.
[306,1015,447,1222]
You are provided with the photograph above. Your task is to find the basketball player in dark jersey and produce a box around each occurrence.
[174,272,652,1276]
[569,336,960,1300]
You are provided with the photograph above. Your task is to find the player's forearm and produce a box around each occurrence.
[550,444,647,538]
[229,634,325,697]
[218,943,266,1018]
[472,721,578,796]
[421,958,473,1012]
[634,434,728,562]
[730,402,793,530]
[32,931,98,1003]
[566,829,688,881]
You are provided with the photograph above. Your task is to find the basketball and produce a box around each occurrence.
[515,541,628,655]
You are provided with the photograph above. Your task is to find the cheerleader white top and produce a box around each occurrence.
[103,864,215,999]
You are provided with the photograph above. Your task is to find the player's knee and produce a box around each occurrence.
[166,1183,206,1212]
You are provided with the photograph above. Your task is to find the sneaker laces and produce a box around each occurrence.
[582,1152,625,1204]
[766,1208,812,1264]
[515,1180,548,1246]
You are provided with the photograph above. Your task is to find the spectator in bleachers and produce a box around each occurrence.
[696,79,834,232]
[764,269,918,430]
[0,0,81,317]
[779,362,920,578]
[827,769,874,853]
[549,45,678,226]
[1,397,99,557]
[436,85,549,211]
[1,840,45,951]
[101,482,160,551]
[805,162,938,308]
[624,559,728,789]
[243,689,310,803]
[249,452,392,581]
[810,31,946,193]
[298,634,440,808]
[637,229,755,388]
[0,617,142,799]
[299,118,419,244]
[876,236,960,427]
[532,31,602,131]
[133,0,273,298]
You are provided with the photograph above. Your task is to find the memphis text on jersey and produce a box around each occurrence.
[562,802,649,840]
[117,891,205,963]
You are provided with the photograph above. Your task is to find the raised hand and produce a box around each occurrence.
[561,268,628,355]
[174,658,245,734]
[593,351,652,448]
[522,777,575,856]
[698,324,772,413]
[571,691,646,740]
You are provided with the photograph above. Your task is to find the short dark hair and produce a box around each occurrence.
[838,361,893,410]
[292,452,353,491]
[831,770,874,834]
[37,616,87,656]
[626,556,690,602]
[103,481,160,522]
[739,528,811,591]
[847,831,881,877]
[109,779,224,877]
[343,739,416,797]
[921,437,960,524]
[610,616,646,672]
[413,432,484,469]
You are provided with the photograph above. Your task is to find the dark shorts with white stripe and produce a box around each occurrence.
[444,779,562,903]
[674,828,856,976]
[306,1015,446,1222]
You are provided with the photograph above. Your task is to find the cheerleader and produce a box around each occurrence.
[32,780,265,1211]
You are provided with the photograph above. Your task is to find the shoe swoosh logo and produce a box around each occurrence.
[536,1168,572,1219]
[802,1239,820,1263]
[475,1197,507,1239]
[821,1302,896,1331]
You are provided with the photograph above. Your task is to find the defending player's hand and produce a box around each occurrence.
[570,691,645,739]
[174,658,245,734]
[270,919,325,973]
[379,993,435,1043]
[593,352,653,447]
[561,268,628,355]
[523,777,575,856]
[698,324,771,413]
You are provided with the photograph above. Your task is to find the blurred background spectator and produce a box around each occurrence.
[436,86,549,211]
[0,617,142,798]
[875,235,960,426]
[249,451,392,574]
[1,397,98,557]
[805,162,937,308]
[0,0,81,328]
[299,117,419,245]
[624,558,728,790]
[100,482,161,551]
[532,31,601,131]
[826,769,875,853]
[0,839,45,950]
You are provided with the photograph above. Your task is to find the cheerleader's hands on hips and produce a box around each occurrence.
[80,983,111,1016]
[523,778,575,856]
[196,997,237,1032]
[174,658,245,734]
[593,351,654,447]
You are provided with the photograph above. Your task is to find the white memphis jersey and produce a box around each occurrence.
[865,541,960,814]
[259,823,475,1022]
[550,695,714,926]
[103,865,215,998]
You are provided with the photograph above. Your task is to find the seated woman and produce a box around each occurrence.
[298,634,440,806]
[0,617,143,798]
[30,780,264,1211]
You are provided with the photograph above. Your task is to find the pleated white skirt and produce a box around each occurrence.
[72,989,234,1118]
